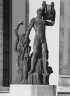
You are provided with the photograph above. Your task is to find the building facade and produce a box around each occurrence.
[58,0,70,95]
[0,0,70,95]
[0,0,28,91]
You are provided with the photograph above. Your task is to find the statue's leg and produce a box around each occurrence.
[42,41,49,74]
[29,38,40,74]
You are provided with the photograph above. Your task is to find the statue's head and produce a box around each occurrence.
[51,2,54,7]
[37,8,42,17]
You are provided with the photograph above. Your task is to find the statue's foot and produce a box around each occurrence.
[28,70,34,75]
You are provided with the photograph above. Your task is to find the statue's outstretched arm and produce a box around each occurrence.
[25,18,35,38]
[45,20,55,26]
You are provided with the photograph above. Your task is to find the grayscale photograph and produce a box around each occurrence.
[0,0,59,95]
[2,0,70,96]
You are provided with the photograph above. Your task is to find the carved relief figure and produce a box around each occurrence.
[15,21,31,82]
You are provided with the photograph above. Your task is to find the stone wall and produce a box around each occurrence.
[12,0,29,82]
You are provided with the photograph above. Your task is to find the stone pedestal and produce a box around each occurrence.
[10,85,56,96]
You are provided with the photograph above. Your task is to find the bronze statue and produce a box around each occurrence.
[25,8,55,75]
[14,1,55,84]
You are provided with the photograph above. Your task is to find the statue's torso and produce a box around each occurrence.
[33,17,46,41]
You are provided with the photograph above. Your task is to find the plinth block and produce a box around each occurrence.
[10,85,56,96]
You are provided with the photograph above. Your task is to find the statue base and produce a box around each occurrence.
[12,64,53,85]
[28,72,49,85]
[10,85,56,96]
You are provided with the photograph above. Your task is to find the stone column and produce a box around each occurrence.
[59,0,70,86]
[0,0,3,86]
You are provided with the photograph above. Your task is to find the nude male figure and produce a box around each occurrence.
[25,8,55,75]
